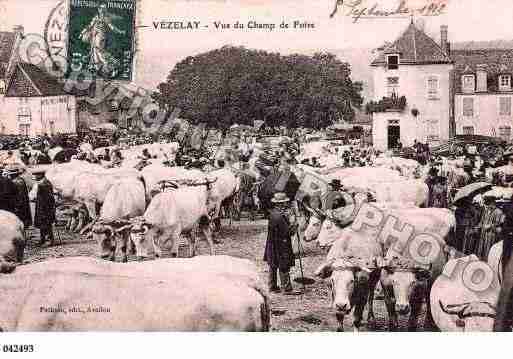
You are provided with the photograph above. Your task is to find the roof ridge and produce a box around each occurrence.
[381,23,414,55]
[418,26,450,60]
[412,24,417,62]
[17,63,43,96]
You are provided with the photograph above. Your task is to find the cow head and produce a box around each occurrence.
[439,301,496,331]
[303,208,325,243]
[124,218,153,260]
[315,257,373,315]
[379,255,431,315]
[92,222,116,261]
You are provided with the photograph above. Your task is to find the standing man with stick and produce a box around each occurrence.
[264,193,300,295]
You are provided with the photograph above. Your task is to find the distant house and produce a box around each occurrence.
[0,26,77,137]
[451,48,513,141]
[369,21,453,150]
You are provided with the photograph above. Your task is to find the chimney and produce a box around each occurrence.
[476,64,488,92]
[440,25,448,55]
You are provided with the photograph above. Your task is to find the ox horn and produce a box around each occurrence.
[314,258,335,279]
[439,301,469,316]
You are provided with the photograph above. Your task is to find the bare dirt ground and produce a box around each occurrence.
[23,213,429,332]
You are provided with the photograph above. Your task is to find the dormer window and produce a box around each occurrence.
[499,75,512,92]
[462,75,475,93]
[387,55,399,70]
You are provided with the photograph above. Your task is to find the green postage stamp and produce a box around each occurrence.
[67,0,136,80]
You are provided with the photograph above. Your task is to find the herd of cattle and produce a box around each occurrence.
[0,140,510,331]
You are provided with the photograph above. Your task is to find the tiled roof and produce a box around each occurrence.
[6,62,67,97]
[0,31,16,78]
[371,22,452,66]
[451,49,513,93]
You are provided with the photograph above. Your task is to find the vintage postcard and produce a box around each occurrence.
[0,0,512,351]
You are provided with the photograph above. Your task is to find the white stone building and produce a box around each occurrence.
[451,48,513,140]
[0,26,77,137]
[370,22,454,151]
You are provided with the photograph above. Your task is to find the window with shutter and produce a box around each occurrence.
[499,126,511,140]
[499,75,512,91]
[386,77,399,97]
[462,75,475,93]
[462,126,474,135]
[387,55,399,70]
[426,119,440,141]
[19,124,30,136]
[463,98,474,117]
[499,97,512,116]
[427,76,439,99]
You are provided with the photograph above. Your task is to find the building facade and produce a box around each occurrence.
[370,22,454,151]
[451,49,513,140]
[0,26,77,137]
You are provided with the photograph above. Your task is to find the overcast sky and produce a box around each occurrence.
[2,0,513,91]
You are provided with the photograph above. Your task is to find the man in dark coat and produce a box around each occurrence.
[32,169,56,246]
[263,192,297,294]
[258,159,301,215]
[0,168,17,214]
[5,166,32,228]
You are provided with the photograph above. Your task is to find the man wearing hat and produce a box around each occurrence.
[0,166,17,214]
[263,192,297,294]
[425,166,439,207]
[476,193,505,260]
[5,165,32,228]
[31,168,56,246]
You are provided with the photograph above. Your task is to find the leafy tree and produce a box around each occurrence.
[155,46,364,130]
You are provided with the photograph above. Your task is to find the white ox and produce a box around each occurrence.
[141,164,205,200]
[46,161,142,219]
[2,256,269,331]
[323,166,428,206]
[430,255,500,332]
[305,203,455,331]
[373,156,421,179]
[314,235,382,331]
[128,178,218,259]
[73,168,142,220]
[92,177,147,262]
[208,168,240,230]
[0,211,25,274]
[304,204,451,248]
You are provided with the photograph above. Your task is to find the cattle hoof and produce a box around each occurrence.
[367,316,376,328]
[122,257,128,263]
[170,253,177,258]
[336,326,344,332]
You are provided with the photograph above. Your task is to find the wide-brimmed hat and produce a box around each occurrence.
[271,192,290,204]
[329,179,343,189]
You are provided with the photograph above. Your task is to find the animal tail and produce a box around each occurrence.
[138,176,149,207]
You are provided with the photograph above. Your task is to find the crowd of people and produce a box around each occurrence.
[2,126,513,297]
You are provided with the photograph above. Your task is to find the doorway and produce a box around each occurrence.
[387,124,400,149]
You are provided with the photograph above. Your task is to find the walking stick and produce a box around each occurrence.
[295,231,306,292]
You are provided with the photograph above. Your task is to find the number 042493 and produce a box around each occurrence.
[2,344,34,353]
